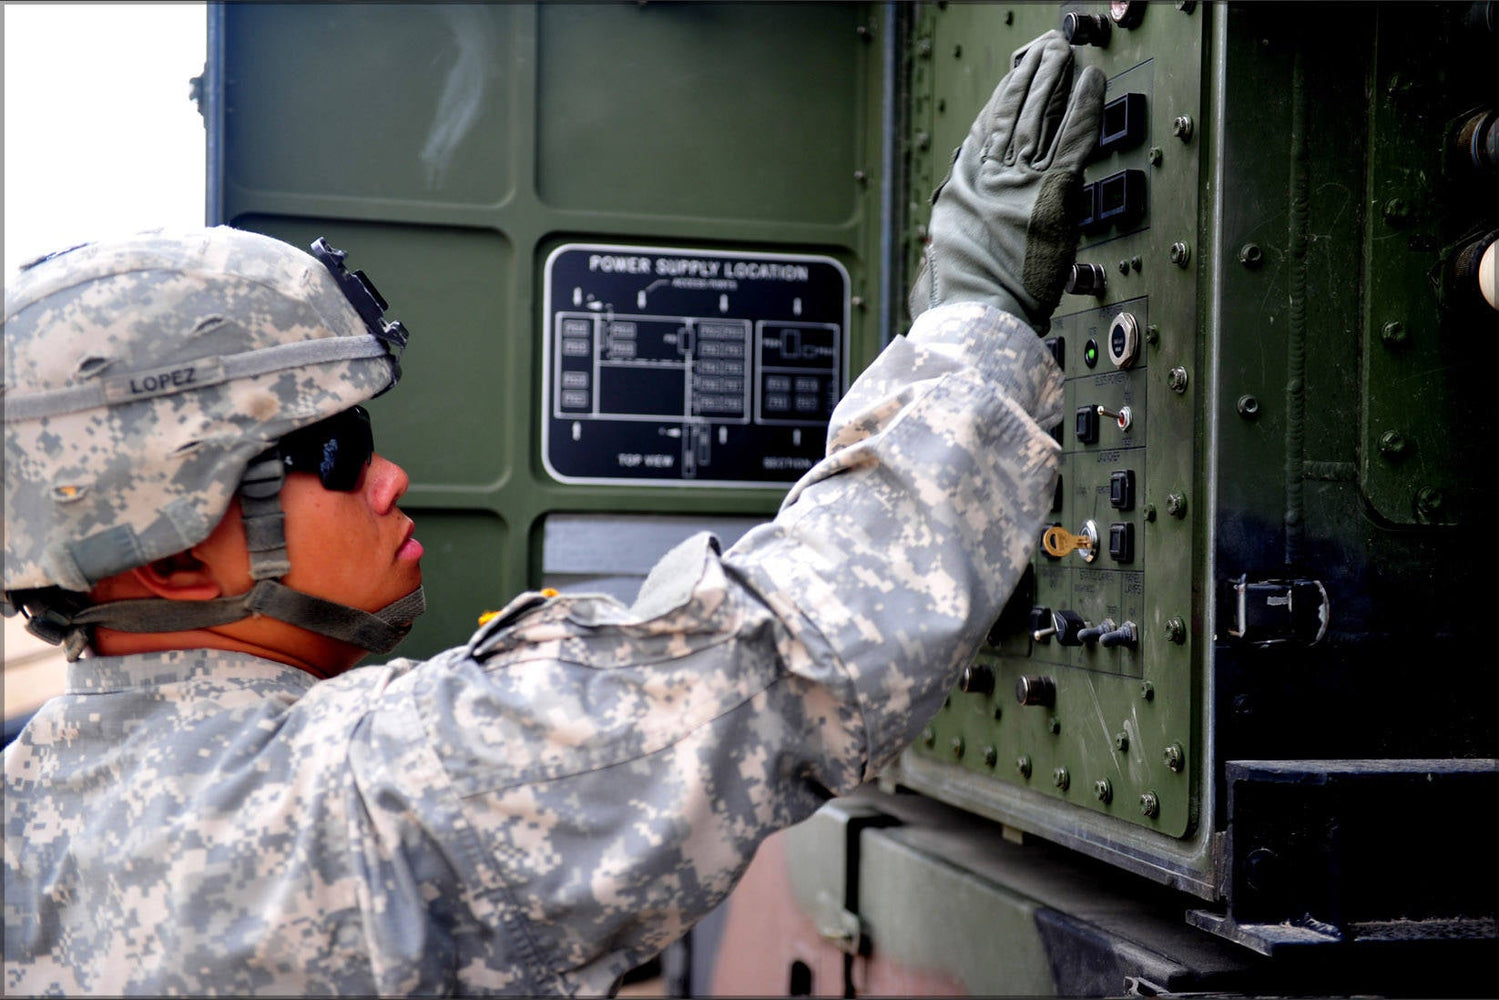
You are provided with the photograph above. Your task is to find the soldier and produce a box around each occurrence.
[4,33,1103,996]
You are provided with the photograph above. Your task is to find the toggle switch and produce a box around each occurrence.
[1100,621,1139,648]
[1077,618,1116,645]
[1096,404,1133,432]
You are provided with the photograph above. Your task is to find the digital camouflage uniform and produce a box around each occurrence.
[5,302,1063,995]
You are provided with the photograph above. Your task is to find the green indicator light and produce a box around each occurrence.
[1084,339,1100,368]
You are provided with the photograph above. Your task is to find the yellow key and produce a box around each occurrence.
[1042,525,1094,558]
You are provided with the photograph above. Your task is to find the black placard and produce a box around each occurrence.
[542,244,849,485]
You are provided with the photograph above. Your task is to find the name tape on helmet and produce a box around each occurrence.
[101,359,228,404]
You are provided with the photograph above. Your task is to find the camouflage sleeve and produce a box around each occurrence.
[395,302,1062,992]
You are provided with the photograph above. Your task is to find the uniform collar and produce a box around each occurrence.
[66,648,316,696]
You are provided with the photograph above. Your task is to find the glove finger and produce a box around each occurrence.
[1037,64,1107,172]
[1012,41,1076,166]
[972,30,1066,164]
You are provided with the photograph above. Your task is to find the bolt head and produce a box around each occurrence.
[1163,743,1185,772]
[1166,492,1187,517]
[1164,617,1186,643]
[1379,430,1407,456]
[1053,766,1070,790]
[1147,146,1163,165]
[950,736,965,759]
[1114,732,1130,751]
[1168,366,1189,393]
[1381,320,1408,346]
[1140,791,1160,817]
[922,727,936,748]
[1238,243,1264,267]
[1140,681,1155,701]
[1016,755,1033,778]
[982,745,998,768]
[1093,778,1113,802]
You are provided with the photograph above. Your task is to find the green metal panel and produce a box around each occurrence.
[888,1,1497,908]
[213,2,889,659]
[895,0,1208,869]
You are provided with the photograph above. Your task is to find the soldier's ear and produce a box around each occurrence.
[130,552,224,601]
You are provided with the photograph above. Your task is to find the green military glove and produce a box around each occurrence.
[909,30,1106,334]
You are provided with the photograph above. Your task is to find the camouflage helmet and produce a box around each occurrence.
[3,227,422,656]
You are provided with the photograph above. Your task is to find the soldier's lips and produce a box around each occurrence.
[397,537,423,561]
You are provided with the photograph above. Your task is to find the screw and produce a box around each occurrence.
[918,37,933,57]
[1140,681,1155,701]
[1140,791,1160,817]
[1416,486,1445,517]
[916,131,931,151]
[1166,492,1187,518]
[983,745,998,768]
[1164,617,1186,643]
[1168,366,1189,393]
[1147,146,1163,165]
[1238,243,1264,268]
[1053,766,1071,790]
[1094,778,1113,803]
[851,296,865,310]
[1383,198,1410,223]
[1048,716,1062,735]
[1163,742,1185,772]
[1171,115,1194,140]
[1114,731,1130,751]
[1145,323,1159,344]
[853,169,868,184]
[953,43,962,58]
[1381,320,1408,346]
[1237,394,1260,419]
[1379,430,1407,457]
[922,726,936,748]
[1131,255,1143,271]
[1169,241,1191,267]
[1017,754,1032,778]
[950,736,965,759]
[1143,504,1157,523]
[1119,259,1131,275]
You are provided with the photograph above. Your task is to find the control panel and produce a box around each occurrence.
[897,1,1202,843]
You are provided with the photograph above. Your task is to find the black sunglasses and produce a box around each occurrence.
[308,237,410,393]
[277,406,375,492]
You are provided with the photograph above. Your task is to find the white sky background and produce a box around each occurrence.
[4,3,208,278]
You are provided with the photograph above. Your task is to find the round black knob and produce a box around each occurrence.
[959,663,995,696]
[1065,263,1107,297]
[1062,11,1111,46]
[1016,674,1057,707]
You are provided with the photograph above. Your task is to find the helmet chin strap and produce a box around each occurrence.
[22,454,426,662]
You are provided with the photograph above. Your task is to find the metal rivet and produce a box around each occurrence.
[1053,766,1070,790]
[1381,320,1408,346]
[1171,115,1194,140]
[1114,731,1130,751]
[1140,681,1155,701]
[1048,716,1061,735]
[1237,394,1260,419]
[1164,617,1186,644]
[1016,754,1032,778]
[1163,742,1185,772]
[1383,198,1410,223]
[1118,259,1131,275]
[1416,486,1445,516]
[1143,504,1157,523]
[950,736,965,759]
[853,169,868,184]
[1140,791,1160,817]
[983,745,998,768]
[1131,255,1143,271]
[1147,146,1163,165]
[1145,323,1159,344]
[1168,366,1189,393]
[922,726,936,748]
[1379,430,1407,457]
[1094,778,1113,803]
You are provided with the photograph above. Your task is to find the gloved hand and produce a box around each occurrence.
[909,31,1106,334]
